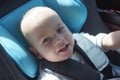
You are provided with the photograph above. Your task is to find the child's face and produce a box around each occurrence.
[31,14,74,62]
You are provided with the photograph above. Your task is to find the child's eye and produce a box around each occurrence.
[43,38,50,44]
[57,27,64,33]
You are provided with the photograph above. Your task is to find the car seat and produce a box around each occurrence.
[0,0,111,80]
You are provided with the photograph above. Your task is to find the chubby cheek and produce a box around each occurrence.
[39,46,58,61]
[66,32,74,46]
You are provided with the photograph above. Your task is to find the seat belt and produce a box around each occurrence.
[41,58,100,80]
[74,39,114,79]
[74,40,98,70]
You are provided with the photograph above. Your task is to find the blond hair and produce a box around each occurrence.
[20,6,57,46]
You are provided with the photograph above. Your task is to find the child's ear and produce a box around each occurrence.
[29,47,43,59]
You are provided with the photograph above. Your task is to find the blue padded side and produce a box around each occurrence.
[43,0,87,33]
[0,0,46,78]
[0,25,38,78]
[0,0,46,48]
[0,0,46,77]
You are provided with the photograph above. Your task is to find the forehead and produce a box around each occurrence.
[32,14,62,37]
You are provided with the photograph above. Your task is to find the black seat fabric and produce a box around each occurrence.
[0,0,29,18]
[80,0,110,35]
[0,44,29,80]
[96,0,120,10]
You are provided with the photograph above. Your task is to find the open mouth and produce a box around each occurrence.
[58,44,69,53]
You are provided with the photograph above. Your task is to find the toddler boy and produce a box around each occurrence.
[20,7,120,80]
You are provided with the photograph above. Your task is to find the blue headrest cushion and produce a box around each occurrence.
[0,25,38,78]
[43,0,87,33]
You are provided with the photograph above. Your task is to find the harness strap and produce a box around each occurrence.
[74,40,98,70]
[41,59,100,80]
[101,64,113,79]
[73,34,109,71]
[74,40,113,79]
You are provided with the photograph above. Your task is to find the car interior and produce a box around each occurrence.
[96,0,120,31]
[0,0,119,80]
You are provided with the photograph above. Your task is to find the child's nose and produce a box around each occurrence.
[54,35,65,46]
